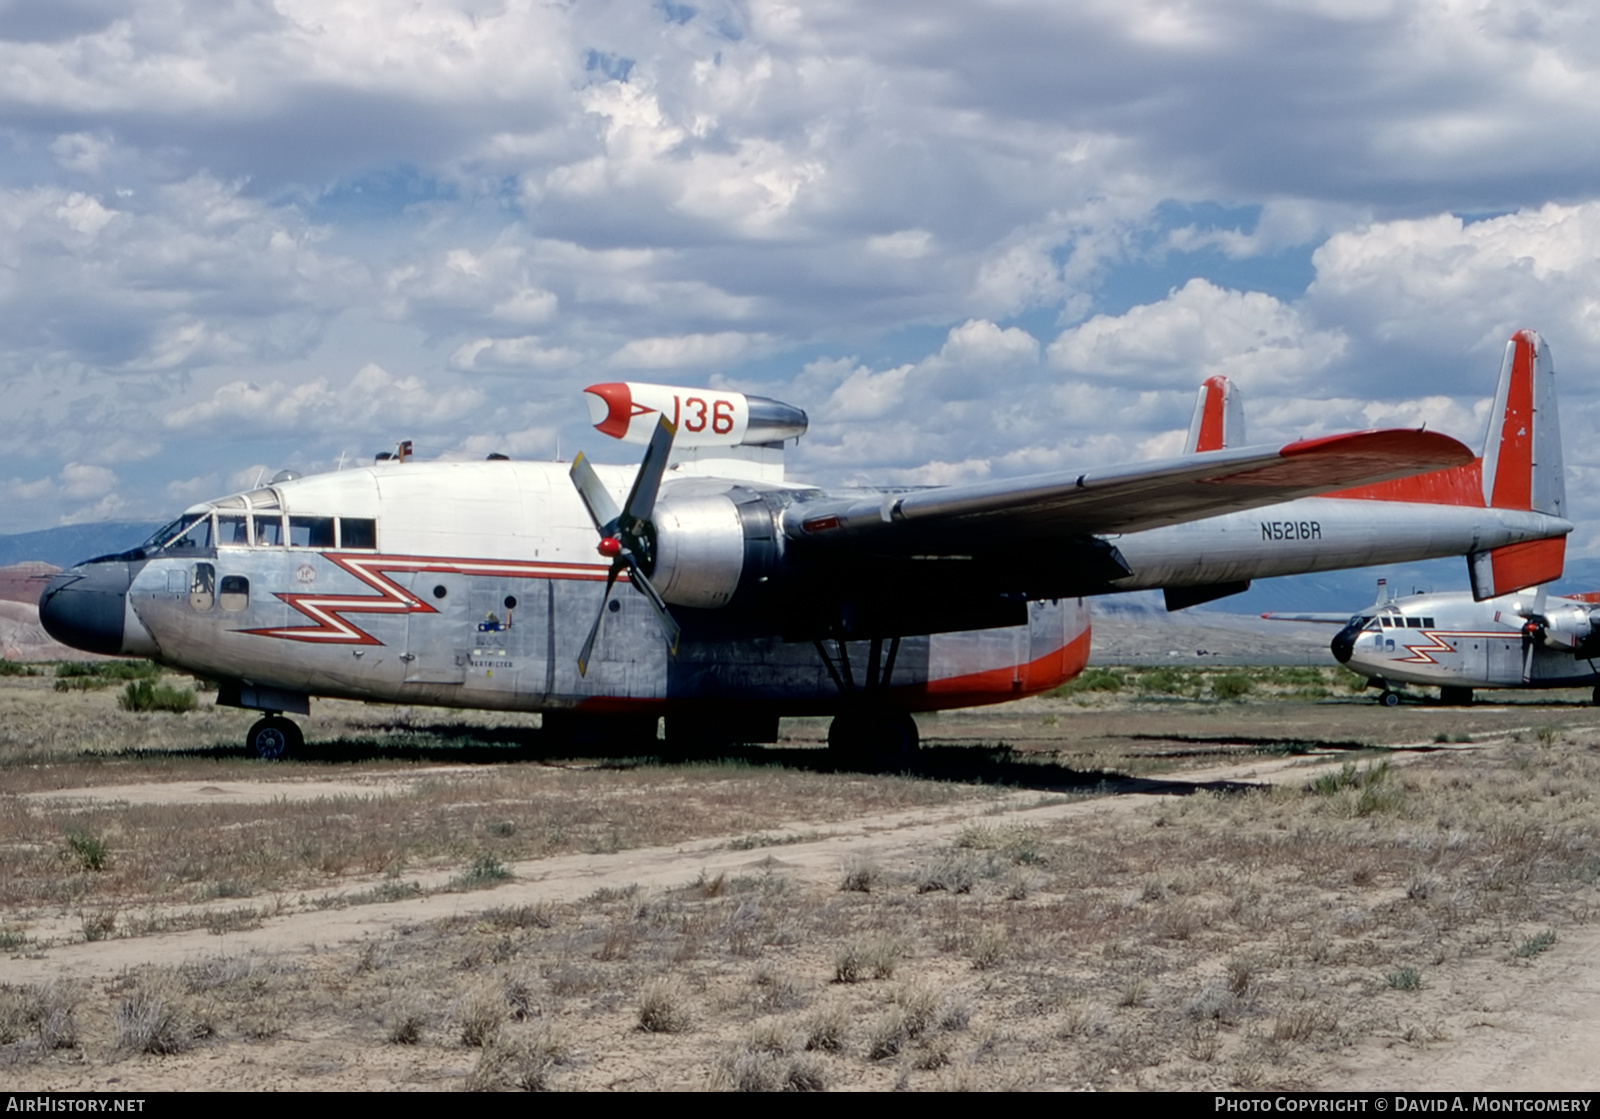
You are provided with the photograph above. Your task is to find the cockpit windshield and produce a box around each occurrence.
[139,514,202,552]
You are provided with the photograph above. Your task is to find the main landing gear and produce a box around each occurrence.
[247,714,302,760]
[815,635,920,770]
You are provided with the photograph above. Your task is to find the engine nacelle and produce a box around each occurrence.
[1538,602,1596,651]
[650,488,780,609]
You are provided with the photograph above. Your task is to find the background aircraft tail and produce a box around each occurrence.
[1183,375,1245,453]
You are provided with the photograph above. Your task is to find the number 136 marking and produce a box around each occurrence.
[669,395,736,435]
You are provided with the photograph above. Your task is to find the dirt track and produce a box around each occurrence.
[6,679,1600,1091]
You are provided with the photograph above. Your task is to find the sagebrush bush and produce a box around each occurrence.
[119,679,197,713]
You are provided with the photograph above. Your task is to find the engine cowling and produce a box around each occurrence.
[1537,601,1597,651]
[649,488,780,609]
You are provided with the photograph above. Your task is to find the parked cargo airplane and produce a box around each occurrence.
[39,330,1572,764]
[1269,581,1600,706]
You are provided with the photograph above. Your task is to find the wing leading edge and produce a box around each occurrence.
[784,429,1475,551]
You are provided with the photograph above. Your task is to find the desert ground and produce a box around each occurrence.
[3,646,1599,1091]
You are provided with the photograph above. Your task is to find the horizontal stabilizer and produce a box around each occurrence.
[1468,536,1566,600]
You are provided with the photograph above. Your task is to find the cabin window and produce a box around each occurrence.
[190,563,215,612]
[1380,617,1392,628]
[1406,617,1422,628]
[219,575,249,612]
[1422,618,1435,628]
[216,515,249,546]
[254,515,284,547]
[339,518,377,549]
[289,516,336,548]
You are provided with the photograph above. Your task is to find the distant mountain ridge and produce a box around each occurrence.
[0,522,162,570]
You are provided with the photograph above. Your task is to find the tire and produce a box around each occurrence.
[827,706,919,771]
[1592,684,1600,707]
[1379,690,1402,708]
[248,715,302,760]
[1439,686,1473,706]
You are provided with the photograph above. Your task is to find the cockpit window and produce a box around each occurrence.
[160,516,212,554]
[216,515,249,546]
[254,515,284,547]
[142,513,204,553]
[339,518,377,549]
[289,516,335,548]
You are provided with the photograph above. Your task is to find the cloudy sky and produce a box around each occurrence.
[5,0,1600,560]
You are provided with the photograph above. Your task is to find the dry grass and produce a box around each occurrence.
[6,674,1600,1089]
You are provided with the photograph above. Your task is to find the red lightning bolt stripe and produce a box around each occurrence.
[239,553,616,645]
[1394,629,1518,665]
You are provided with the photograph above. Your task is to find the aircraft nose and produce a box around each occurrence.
[39,562,133,656]
[1330,623,1360,665]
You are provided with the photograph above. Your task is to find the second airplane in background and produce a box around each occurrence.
[1270,581,1600,706]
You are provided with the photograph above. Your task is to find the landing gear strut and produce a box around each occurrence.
[815,635,919,770]
[247,714,302,760]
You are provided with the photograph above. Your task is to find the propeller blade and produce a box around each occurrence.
[571,415,682,672]
[577,565,622,677]
[570,452,621,536]
[623,556,682,655]
[618,415,677,536]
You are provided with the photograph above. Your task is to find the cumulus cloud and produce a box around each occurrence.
[6,0,1600,550]
[1048,279,1347,391]
[164,363,483,432]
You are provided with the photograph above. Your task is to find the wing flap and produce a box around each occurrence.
[786,429,1474,549]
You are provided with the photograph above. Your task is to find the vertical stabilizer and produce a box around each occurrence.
[1481,329,1565,517]
[1183,375,1246,453]
[1468,329,1568,599]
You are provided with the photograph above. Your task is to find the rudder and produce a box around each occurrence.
[1183,375,1245,453]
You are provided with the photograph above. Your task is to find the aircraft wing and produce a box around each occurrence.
[1261,612,1360,625]
[784,429,1474,551]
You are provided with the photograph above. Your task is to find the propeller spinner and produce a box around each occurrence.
[569,415,683,675]
[1516,585,1550,684]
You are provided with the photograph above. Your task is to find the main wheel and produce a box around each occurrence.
[827,706,919,771]
[1378,690,1402,708]
[248,715,302,760]
[1592,684,1600,707]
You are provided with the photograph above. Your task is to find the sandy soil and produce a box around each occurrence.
[6,734,1598,1092]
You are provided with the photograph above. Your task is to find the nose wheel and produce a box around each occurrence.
[247,715,303,760]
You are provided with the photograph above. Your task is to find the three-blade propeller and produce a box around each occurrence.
[1517,585,1550,685]
[569,416,682,675]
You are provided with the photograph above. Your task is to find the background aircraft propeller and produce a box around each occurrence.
[569,415,682,675]
[1517,585,1550,684]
